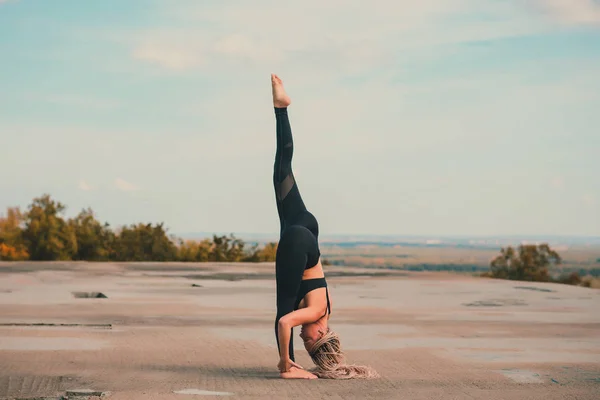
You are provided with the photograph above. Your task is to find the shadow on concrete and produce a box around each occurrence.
[143,364,280,380]
[71,292,108,299]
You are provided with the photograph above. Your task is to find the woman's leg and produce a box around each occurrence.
[272,74,307,233]
[271,74,309,363]
[274,227,309,362]
[273,107,307,232]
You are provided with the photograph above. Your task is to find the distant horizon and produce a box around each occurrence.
[178,231,600,239]
[176,231,600,245]
[2,202,599,241]
[1,200,598,243]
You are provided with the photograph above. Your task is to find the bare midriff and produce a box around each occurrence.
[302,258,324,281]
[297,259,329,322]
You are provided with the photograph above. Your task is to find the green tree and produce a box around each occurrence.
[209,234,246,262]
[70,208,114,261]
[488,244,561,282]
[241,241,278,262]
[22,195,77,260]
[3,194,286,264]
[254,242,277,262]
[177,238,212,262]
[112,222,178,261]
[0,207,29,260]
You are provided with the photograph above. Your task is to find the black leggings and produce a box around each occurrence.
[273,107,321,362]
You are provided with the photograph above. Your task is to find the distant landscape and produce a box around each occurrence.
[180,232,600,248]
[2,194,599,284]
[182,232,600,278]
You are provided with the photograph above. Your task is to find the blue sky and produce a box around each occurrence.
[1,0,599,237]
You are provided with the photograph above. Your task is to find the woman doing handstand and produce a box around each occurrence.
[271,74,378,380]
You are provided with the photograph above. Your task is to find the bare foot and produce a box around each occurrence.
[280,366,318,380]
[271,73,291,108]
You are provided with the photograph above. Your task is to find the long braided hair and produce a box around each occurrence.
[308,329,379,379]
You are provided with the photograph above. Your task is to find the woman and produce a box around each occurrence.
[271,74,378,380]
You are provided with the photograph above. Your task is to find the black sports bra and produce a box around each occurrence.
[294,277,331,317]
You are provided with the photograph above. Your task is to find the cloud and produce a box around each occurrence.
[78,180,95,191]
[128,0,556,73]
[130,31,280,72]
[126,0,600,77]
[23,93,121,111]
[582,194,595,207]
[551,176,565,189]
[47,95,119,110]
[132,39,204,71]
[534,0,600,25]
[115,178,139,192]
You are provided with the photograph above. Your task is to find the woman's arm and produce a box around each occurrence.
[277,305,326,366]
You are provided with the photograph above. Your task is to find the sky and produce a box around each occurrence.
[0,0,599,237]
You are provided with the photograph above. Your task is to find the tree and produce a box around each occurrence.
[176,236,278,263]
[242,241,278,262]
[112,222,178,261]
[70,208,114,261]
[22,195,77,260]
[209,234,246,262]
[488,244,561,282]
[0,207,29,260]
[2,194,284,263]
[256,242,277,262]
[177,238,212,262]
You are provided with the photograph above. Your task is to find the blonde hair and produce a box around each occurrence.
[308,329,379,379]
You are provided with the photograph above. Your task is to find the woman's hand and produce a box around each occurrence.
[277,358,304,372]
